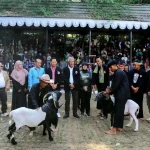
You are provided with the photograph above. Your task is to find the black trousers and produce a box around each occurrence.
[0,88,7,113]
[113,98,127,128]
[78,90,81,108]
[131,91,144,118]
[65,89,78,115]
[80,90,91,114]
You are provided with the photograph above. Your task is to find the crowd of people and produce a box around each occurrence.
[0,39,150,135]
[1,39,150,74]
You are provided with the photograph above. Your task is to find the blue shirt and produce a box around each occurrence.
[28,67,45,88]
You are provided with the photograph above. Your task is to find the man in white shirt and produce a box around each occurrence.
[0,62,10,116]
[63,57,80,119]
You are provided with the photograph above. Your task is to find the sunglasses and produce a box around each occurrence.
[0,66,3,67]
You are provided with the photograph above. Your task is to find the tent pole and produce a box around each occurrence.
[3,28,6,65]
[45,27,48,68]
[89,30,91,63]
[130,30,133,63]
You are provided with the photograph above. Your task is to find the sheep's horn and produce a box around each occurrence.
[43,93,51,103]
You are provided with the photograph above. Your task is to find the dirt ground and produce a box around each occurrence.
[0,92,150,150]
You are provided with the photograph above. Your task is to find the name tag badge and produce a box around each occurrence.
[104,71,106,74]
[57,71,60,74]
[75,71,78,74]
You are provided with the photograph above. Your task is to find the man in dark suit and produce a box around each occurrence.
[45,57,62,91]
[63,57,80,119]
[45,57,62,117]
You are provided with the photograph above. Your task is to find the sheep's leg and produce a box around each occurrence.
[46,124,53,141]
[126,115,133,127]
[43,124,47,136]
[28,127,35,137]
[10,134,17,145]
[8,122,16,131]
[7,122,16,140]
[131,113,139,132]
[9,126,17,145]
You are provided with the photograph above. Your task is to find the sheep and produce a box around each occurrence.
[96,92,139,132]
[7,91,62,145]
[123,99,139,131]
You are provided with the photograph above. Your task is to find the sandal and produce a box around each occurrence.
[105,129,116,135]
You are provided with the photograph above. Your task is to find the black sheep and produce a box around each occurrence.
[96,92,114,125]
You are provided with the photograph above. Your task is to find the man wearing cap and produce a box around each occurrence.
[28,74,52,110]
[105,60,130,134]
[129,59,145,119]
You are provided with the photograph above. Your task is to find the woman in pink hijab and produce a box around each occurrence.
[11,60,28,110]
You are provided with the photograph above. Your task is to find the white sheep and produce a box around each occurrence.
[111,96,139,131]
[124,99,139,132]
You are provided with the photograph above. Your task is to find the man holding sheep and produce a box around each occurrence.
[105,60,130,134]
[28,74,52,110]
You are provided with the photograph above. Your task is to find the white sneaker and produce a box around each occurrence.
[1,113,8,117]
[146,118,150,121]
[57,112,61,118]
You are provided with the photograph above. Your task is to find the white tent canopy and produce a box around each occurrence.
[0,17,150,30]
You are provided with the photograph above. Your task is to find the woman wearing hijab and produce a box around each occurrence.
[80,62,92,116]
[11,60,28,110]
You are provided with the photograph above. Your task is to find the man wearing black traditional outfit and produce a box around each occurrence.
[105,60,130,134]
[129,59,145,119]
[28,74,51,109]
[27,74,53,132]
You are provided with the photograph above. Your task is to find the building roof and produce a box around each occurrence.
[0,2,150,29]
[0,2,150,21]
